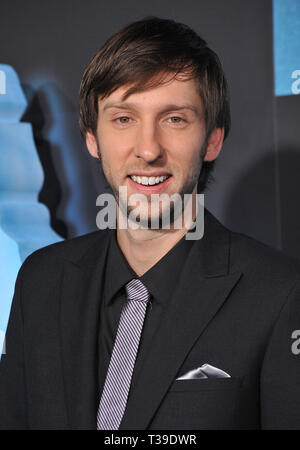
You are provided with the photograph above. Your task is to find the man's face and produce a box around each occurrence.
[86,74,222,227]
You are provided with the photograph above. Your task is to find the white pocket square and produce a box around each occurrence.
[176,364,231,380]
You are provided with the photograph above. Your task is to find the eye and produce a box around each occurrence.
[167,116,186,125]
[115,116,132,125]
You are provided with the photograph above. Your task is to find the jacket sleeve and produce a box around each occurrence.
[260,279,300,429]
[0,263,28,429]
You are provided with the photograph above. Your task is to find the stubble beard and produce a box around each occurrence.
[97,142,205,230]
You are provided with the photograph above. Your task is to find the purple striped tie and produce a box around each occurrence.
[97,278,150,430]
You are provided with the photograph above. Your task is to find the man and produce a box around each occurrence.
[1,17,300,430]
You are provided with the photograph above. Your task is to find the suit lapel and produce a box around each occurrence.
[58,211,242,430]
[120,211,243,429]
[59,230,111,429]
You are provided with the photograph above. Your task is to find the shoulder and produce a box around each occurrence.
[19,228,112,278]
[227,229,300,319]
[205,209,300,281]
[230,229,300,280]
[204,210,300,313]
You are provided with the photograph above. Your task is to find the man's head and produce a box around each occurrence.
[79,17,230,225]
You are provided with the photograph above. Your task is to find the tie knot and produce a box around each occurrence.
[125,279,150,303]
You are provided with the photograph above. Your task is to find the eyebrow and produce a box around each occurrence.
[102,102,200,116]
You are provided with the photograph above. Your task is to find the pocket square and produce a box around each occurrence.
[176,364,231,380]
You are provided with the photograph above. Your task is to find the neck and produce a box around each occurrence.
[116,189,198,276]
[117,227,188,277]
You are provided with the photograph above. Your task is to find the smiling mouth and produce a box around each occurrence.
[129,175,171,186]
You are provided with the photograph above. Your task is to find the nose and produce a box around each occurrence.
[134,122,163,163]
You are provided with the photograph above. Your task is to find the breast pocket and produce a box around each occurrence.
[150,377,245,430]
[169,377,244,392]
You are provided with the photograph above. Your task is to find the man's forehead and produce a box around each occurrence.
[98,76,202,113]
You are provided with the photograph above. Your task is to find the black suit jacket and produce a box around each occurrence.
[1,211,300,430]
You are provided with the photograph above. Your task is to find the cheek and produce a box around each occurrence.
[170,135,204,169]
[97,135,123,164]
[99,125,134,158]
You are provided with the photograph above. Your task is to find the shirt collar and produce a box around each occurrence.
[103,230,136,306]
[103,230,195,306]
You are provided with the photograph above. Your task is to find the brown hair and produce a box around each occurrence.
[79,16,230,191]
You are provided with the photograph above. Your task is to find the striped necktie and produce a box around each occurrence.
[97,278,150,430]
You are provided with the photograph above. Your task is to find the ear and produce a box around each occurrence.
[85,129,99,158]
[203,127,224,162]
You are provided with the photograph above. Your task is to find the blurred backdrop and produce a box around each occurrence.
[0,0,299,344]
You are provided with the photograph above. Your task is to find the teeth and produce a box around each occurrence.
[130,175,169,186]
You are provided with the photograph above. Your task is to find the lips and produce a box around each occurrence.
[127,174,172,194]
[130,174,170,186]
